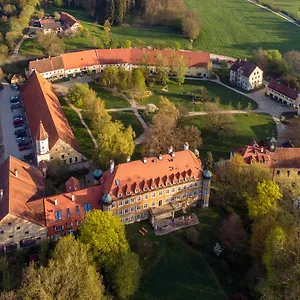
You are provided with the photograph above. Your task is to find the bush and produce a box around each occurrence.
[185,226,200,246]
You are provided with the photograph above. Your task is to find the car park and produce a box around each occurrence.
[15,129,26,135]
[19,145,31,151]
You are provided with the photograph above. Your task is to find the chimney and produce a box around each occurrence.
[158,154,163,160]
[0,189,3,199]
[13,169,18,178]
[126,156,131,162]
[143,157,147,164]
[71,194,75,202]
[184,142,189,150]
[167,146,173,154]
[54,199,58,205]
[109,160,115,173]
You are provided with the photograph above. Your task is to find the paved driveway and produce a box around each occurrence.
[0,83,32,164]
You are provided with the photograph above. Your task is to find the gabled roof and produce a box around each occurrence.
[230,59,258,78]
[270,148,300,168]
[101,150,202,200]
[268,79,299,100]
[29,56,64,73]
[0,156,45,225]
[62,49,99,70]
[21,71,80,152]
[65,176,81,192]
[42,22,62,30]
[40,18,55,25]
[60,12,80,27]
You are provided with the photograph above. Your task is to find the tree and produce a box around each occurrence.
[204,103,235,138]
[68,83,90,107]
[185,226,200,245]
[5,31,21,50]
[285,116,300,147]
[79,210,130,266]
[193,86,211,103]
[204,151,213,171]
[175,55,186,85]
[253,48,268,72]
[132,68,146,99]
[0,44,8,63]
[81,28,90,38]
[219,212,247,253]
[155,53,169,85]
[181,9,200,42]
[0,257,12,292]
[100,66,119,88]
[18,236,105,300]
[247,180,282,219]
[284,50,300,73]
[112,252,142,299]
[53,11,60,21]
[36,32,64,56]
[54,0,63,7]
[122,39,131,48]
[0,68,4,80]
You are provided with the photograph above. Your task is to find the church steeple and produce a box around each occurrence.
[36,121,50,166]
[36,120,48,141]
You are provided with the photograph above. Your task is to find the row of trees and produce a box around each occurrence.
[68,83,135,168]
[216,154,300,298]
[0,210,141,299]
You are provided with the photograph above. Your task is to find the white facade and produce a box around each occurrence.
[36,134,51,166]
[230,66,263,91]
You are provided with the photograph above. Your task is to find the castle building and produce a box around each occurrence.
[0,147,212,246]
[21,71,82,166]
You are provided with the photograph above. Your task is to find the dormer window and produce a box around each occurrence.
[185,177,188,182]
[143,187,148,192]
[135,189,139,194]
[126,191,130,196]
[151,185,155,190]
[191,176,195,180]
[173,180,177,184]
[179,179,183,183]
[159,184,163,188]
[118,193,122,198]
[166,182,170,186]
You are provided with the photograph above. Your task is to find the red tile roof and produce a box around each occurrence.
[65,176,81,192]
[0,156,45,226]
[268,79,299,101]
[60,12,80,27]
[230,59,258,77]
[29,56,64,73]
[101,150,203,200]
[62,49,99,70]
[270,148,300,168]
[21,71,80,152]
[40,19,55,25]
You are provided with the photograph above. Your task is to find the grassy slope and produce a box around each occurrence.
[186,0,300,57]
[187,113,277,160]
[144,80,257,111]
[40,2,300,58]
[262,0,300,19]
[18,38,44,56]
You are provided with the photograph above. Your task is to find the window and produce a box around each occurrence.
[75,156,78,163]
[194,182,198,187]
[17,227,20,230]
[151,201,156,207]
[158,190,163,196]
[144,194,148,200]
[193,191,198,196]
[0,231,3,234]
[76,220,82,226]
[25,231,29,234]
[130,207,135,212]
[124,208,129,214]
[76,205,80,216]
[176,195,181,200]
[298,171,300,176]
[84,203,91,213]
[55,210,62,221]
[136,205,141,211]
[277,170,281,175]
[171,196,175,201]
[136,214,141,220]
[151,192,156,198]
[130,198,135,204]
[9,235,13,238]
[124,199,129,205]
[8,222,12,226]
[61,154,65,159]
[130,216,134,221]
[142,212,148,218]
[137,196,142,202]
[287,170,291,177]
[171,188,175,193]
[69,157,72,164]
[118,210,123,216]
[67,222,72,229]
[118,200,123,207]
[66,208,71,218]
[55,225,64,232]
[143,203,148,209]
[189,184,193,189]
[177,186,182,192]
[165,189,170,195]
[183,185,187,190]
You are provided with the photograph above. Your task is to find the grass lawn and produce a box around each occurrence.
[18,38,44,56]
[109,111,144,137]
[186,113,277,161]
[262,0,300,19]
[59,98,95,159]
[89,83,130,109]
[186,0,300,57]
[40,1,300,58]
[127,205,250,299]
[143,80,257,111]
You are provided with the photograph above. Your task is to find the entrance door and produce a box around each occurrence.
[158,200,163,207]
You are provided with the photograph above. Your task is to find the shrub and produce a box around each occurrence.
[185,226,200,246]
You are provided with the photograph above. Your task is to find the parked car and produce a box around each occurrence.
[16,137,25,142]
[13,120,24,126]
[19,145,31,151]
[18,139,30,147]
[14,114,23,121]
[16,132,27,138]
[10,96,20,102]
[14,123,24,129]
[15,129,26,135]
[11,84,18,90]
[11,103,21,110]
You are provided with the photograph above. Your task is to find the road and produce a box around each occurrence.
[0,83,32,164]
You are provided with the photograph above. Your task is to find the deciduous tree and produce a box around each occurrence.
[181,9,200,42]
[68,83,91,107]
[204,151,213,171]
[36,32,64,56]
[175,55,186,85]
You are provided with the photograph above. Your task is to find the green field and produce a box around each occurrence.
[89,83,130,109]
[38,1,300,58]
[144,80,257,111]
[60,98,95,159]
[187,113,277,160]
[262,0,300,19]
[109,111,144,137]
[127,205,250,299]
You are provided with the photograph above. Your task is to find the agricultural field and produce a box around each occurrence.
[262,0,300,19]
[186,0,300,57]
[144,80,257,111]
[186,113,277,160]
